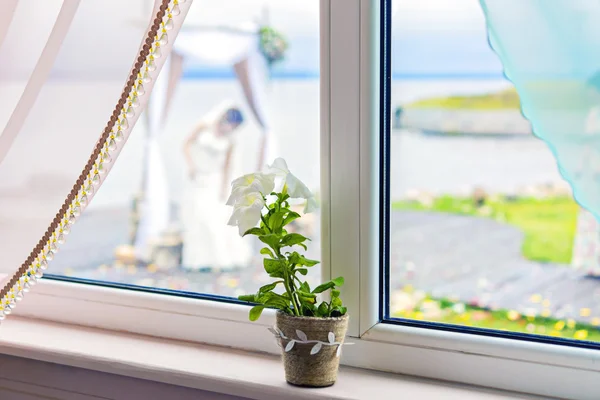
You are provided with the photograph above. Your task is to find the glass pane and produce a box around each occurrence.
[0,0,152,276]
[389,0,600,343]
[49,0,321,299]
[0,0,63,131]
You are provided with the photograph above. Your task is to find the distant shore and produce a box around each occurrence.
[392,87,528,136]
[393,108,531,136]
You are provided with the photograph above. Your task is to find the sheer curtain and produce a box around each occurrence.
[481,0,600,215]
[481,0,600,273]
[0,0,191,297]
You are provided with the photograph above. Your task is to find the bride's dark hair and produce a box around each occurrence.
[224,107,244,125]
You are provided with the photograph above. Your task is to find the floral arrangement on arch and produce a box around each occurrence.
[258,26,289,68]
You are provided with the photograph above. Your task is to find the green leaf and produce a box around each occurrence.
[259,282,281,293]
[312,281,335,294]
[299,296,316,305]
[260,247,274,258]
[289,252,320,267]
[259,292,291,309]
[238,294,256,302]
[332,297,343,307]
[301,257,319,266]
[296,268,308,276]
[288,252,301,264]
[299,281,311,293]
[301,304,317,316]
[331,289,341,298]
[259,234,281,249]
[263,258,286,275]
[332,276,345,286]
[280,233,309,248]
[339,306,348,315]
[317,302,329,317]
[243,227,265,237]
[297,290,316,298]
[249,305,265,321]
[269,211,287,232]
[282,211,301,227]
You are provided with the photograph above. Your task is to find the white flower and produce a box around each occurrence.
[226,172,275,206]
[227,191,265,236]
[267,158,317,213]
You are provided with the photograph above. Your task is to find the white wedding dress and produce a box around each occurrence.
[181,130,251,271]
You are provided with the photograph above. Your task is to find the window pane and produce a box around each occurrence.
[47,0,321,299]
[389,0,600,343]
[0,0,152,276]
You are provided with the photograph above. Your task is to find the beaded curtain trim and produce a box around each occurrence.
[0,0,189,322]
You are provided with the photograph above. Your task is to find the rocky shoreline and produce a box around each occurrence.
[393,108,531,136]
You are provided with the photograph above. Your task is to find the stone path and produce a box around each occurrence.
[50,207,321,297]
[49,207,600,324]
[391,211,600,324]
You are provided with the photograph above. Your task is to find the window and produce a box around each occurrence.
[18,0,322,301]
[9,1,600,399]
[386,0,600,346]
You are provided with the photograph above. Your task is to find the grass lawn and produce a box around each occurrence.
[393,294,600,342]
[392,195,579,264]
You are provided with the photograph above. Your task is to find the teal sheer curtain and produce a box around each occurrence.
[480,0,600,216]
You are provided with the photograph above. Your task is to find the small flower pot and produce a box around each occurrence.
[275,311,349,387]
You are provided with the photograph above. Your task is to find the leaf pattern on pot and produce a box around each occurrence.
[328,332,335,344]
[285,340,295,352]
[296,329,308,341]
[268,325,353,358]
[311,342,322,355]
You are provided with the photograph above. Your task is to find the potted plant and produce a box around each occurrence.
[226,158,349,387]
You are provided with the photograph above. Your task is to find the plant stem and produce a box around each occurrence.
[276,246,300,316]
[261,215,271,233]
[283,269,300,316]
[288,274,303,314]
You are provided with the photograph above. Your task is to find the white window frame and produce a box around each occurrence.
[12,1,600,399]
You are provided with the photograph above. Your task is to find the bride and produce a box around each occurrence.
[181,101,252,271]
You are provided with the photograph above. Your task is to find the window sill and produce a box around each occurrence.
[0,316,538,400]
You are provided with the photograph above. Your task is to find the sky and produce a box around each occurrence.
[0,0,505,80]
[179,0,504,78]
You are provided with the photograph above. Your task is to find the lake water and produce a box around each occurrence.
[391,129,565,198]
[0,78,569,210]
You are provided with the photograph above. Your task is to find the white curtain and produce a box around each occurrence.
[0,0,190,280]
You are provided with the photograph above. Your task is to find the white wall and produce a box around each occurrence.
[0,354,248,400]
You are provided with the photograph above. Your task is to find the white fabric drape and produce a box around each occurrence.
[0,0,80,167]
[0,0,192,276]
[0,0,19,51]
